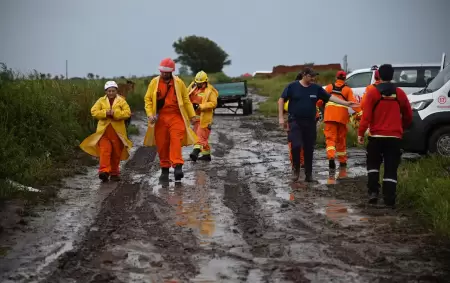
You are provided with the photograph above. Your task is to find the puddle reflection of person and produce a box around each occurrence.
[173,170,216,238]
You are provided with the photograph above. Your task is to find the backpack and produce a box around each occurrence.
[372,84,401,113]
[324,83,348,110]
[330,83,348,101]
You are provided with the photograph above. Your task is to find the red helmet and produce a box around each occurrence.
[158,58,176,73]
[336,70,347,80]
[374,70,380,81]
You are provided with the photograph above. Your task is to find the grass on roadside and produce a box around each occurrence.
[127,124,140,136]
[397,156,450,238]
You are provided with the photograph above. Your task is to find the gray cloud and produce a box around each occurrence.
[1,0,449,77]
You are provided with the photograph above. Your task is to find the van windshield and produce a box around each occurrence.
[420,65,450,94]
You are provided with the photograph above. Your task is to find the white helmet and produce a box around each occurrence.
[104,80,118,90]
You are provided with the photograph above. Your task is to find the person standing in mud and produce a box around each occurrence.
[143,58,198,182]
[317,71,362,170]
[278,68,360,182]
[187,71,218,162]
[80,81,133,182]
[358,64,412,207]
[283,73,321,170]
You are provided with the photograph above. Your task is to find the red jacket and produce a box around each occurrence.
[358,82,413,138]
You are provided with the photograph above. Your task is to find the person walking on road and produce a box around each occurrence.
[284,73,321,170]
[278,68,360,182]
[187,71,218,162]
[317,71,362,169]
[358,64,413,207]
[80,81,133,182]
[144,58,198,182]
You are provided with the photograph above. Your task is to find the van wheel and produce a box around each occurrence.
[428,126,450,157]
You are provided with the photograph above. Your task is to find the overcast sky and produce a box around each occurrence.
[1,0,449,78]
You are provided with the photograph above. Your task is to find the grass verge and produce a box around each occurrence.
[397,156,450,238]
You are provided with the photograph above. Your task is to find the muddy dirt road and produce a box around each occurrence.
[2,97,450,283]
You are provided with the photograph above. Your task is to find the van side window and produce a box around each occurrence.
[392,67,441,88]
[345,72,372,88]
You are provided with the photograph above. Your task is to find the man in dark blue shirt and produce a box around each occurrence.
[278,68,360,182]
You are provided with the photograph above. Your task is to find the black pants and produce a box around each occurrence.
[288,118,317,176]
[366,137,402,205]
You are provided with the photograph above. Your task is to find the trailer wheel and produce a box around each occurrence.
[428,126,450,157]
[243,98,253,116]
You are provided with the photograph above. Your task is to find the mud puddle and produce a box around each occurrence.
[0,113,149,283]
[3,94,450,282]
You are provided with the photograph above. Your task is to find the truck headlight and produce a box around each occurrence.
[410,99,433,111]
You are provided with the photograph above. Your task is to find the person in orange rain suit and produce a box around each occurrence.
[144,58,198,182]
[284,73,321,169]
[187,71,218,162]
[317,70,362,170]
[80,81,133,182]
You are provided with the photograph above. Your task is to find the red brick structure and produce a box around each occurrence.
[270,63,342,77]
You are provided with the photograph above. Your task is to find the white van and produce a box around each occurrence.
[403,56,450,156]
[346,63,442,103]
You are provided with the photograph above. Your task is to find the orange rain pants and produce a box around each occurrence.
[286,122,305,168]
[193,122,211,154]
[99,124,124,176]
[324,122,348,163]
[288,143,305,168]
[155,79,186,168]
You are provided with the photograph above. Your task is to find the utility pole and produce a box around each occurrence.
[65,60,68,79]
[343,55,348,72]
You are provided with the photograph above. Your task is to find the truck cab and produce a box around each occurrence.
[403,54,450,156]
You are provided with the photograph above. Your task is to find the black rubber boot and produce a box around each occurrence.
[291,167,300,181]
[198,154,212,161]
[339,162,347,168]
[99,172,109,182]
[110,175,121,182]
[329,159,336,169]
[305,174,316,183]
[159,168,170,182]
[189,148,201,162]
[174,165,184,181]
[368,192,378,204]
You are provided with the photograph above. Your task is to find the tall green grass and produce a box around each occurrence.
[397,156,450,238]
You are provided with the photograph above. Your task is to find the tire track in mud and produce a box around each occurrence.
[45,147,200,282]
[209,116,322,282]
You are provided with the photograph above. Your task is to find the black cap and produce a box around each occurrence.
[302,67,319,76]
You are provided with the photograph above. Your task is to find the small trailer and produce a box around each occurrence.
[212,81,253,115]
